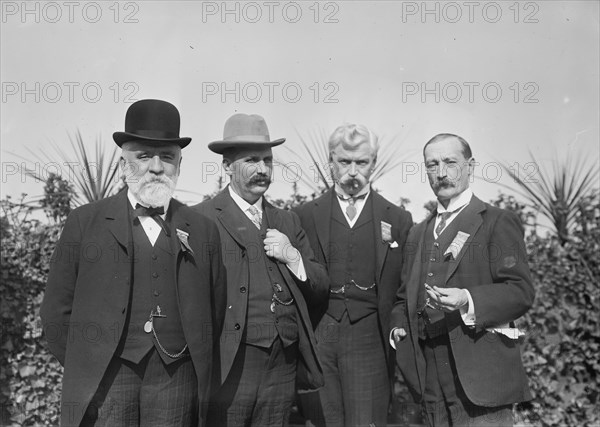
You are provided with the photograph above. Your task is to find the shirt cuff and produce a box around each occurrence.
[389,329,397,350]
[460,289,476,326]
[286,253,306,281]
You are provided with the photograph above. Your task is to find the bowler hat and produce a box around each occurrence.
[113,99,191,148]
[208,113,285,154]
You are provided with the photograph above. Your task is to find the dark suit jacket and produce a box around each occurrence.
[390,196,535,407]
[40,189,227,427]
[294,188,413,369]
[192,188,328,391]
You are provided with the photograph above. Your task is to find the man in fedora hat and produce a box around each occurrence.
[193,113,329,427]
[41,99,227,427]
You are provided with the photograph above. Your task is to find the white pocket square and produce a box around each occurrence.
[389,241,399,248]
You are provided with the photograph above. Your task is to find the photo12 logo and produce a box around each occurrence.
[1,1,140,24]
[200,1,340,24]
[400,1,540,24]
[201,81,340,104]
[402,81,540,104]
[2,82,140,104]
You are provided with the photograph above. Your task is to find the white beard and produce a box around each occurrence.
[127,174,177,208]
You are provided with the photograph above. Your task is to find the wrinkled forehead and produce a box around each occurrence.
[424,138,465,160]
[121,141,181,157]
[224,147,273,162]
[331,141,375,159]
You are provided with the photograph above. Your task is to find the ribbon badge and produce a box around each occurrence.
[381,221,398,247]
[176,228,194,256]
[444,231,470,260]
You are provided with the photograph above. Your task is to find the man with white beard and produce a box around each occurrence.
[41,99,227,427]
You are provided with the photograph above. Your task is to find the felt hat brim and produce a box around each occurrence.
[113,132,192,148]
[208,138,285,154]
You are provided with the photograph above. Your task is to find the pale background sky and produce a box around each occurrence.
[2,0,599,221]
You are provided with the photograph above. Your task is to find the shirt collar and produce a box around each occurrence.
[127,189,169,216]
[334,183,371,201]
[436,188,473,214]
[228,185,263,213]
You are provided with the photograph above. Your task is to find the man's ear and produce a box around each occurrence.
[119,156,127,180]
[467,157,475,175]
[222,159,233,176]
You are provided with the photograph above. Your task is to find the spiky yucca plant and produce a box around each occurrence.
[13,130,121,207]
[498,151,599,245]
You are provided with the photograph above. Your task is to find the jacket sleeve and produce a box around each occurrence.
[468,210,535,328]
[39,211,82,366]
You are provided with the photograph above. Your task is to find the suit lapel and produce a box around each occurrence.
[213,189,250,249]
[444,197,486,282]
[370,191,391,283]
[313,189,334,265]
[407,216,433,319]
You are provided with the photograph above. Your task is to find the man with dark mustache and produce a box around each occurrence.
[40,99,227,427]
[390,134,534,426]
[193,113,329,427]
[294,124,413,426]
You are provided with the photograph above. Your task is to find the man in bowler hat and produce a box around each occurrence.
[193,113,329,426]
[40,99,227,427]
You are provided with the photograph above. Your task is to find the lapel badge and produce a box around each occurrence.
[176,228,194,255]
[381,221,392,243]
[444,231,470,260]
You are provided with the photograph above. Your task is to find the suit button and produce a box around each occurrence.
[428,272,433,277]
[152,254,157,260]
[433,242,439,247]
[153,290,160,296]
[240,286,247,293]
[234,323,241,330]
[430,258,435,262]
[152,272,158,278]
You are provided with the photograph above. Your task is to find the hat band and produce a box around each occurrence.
[128,129,180,139]
[223,134,271,142]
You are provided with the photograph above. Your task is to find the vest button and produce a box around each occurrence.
[152,254,157,260]
[428,272,433,277]
[152,272,158,278]
[433,242,439,247]
[153,290,160,296]
[234,323,241,330]
[240,286,247,293]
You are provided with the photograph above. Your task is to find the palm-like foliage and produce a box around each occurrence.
[281,127,411,194]
[11,130,121,207]
[497,151,599,244]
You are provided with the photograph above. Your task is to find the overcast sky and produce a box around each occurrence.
[2,0,599,221]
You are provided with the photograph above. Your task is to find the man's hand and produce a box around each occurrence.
[392,327,407,342]
[425,284,469,312]
[264,229,301,269]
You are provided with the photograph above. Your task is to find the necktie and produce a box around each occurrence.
[247,205,262,229]
[336,192,367,221]
[434,211,454,236]
[133,203,171,237]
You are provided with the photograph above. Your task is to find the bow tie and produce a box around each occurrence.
[133,203,170,237]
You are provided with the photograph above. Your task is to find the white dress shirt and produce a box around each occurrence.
[228,186,306,281]
[128,191,169,246]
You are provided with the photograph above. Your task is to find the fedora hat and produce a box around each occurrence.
[208,113,285,154]
[113,99,191,148]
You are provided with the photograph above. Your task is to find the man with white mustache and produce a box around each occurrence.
[41,99,227,427]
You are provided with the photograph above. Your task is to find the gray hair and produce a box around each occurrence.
[328,124,379,160]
